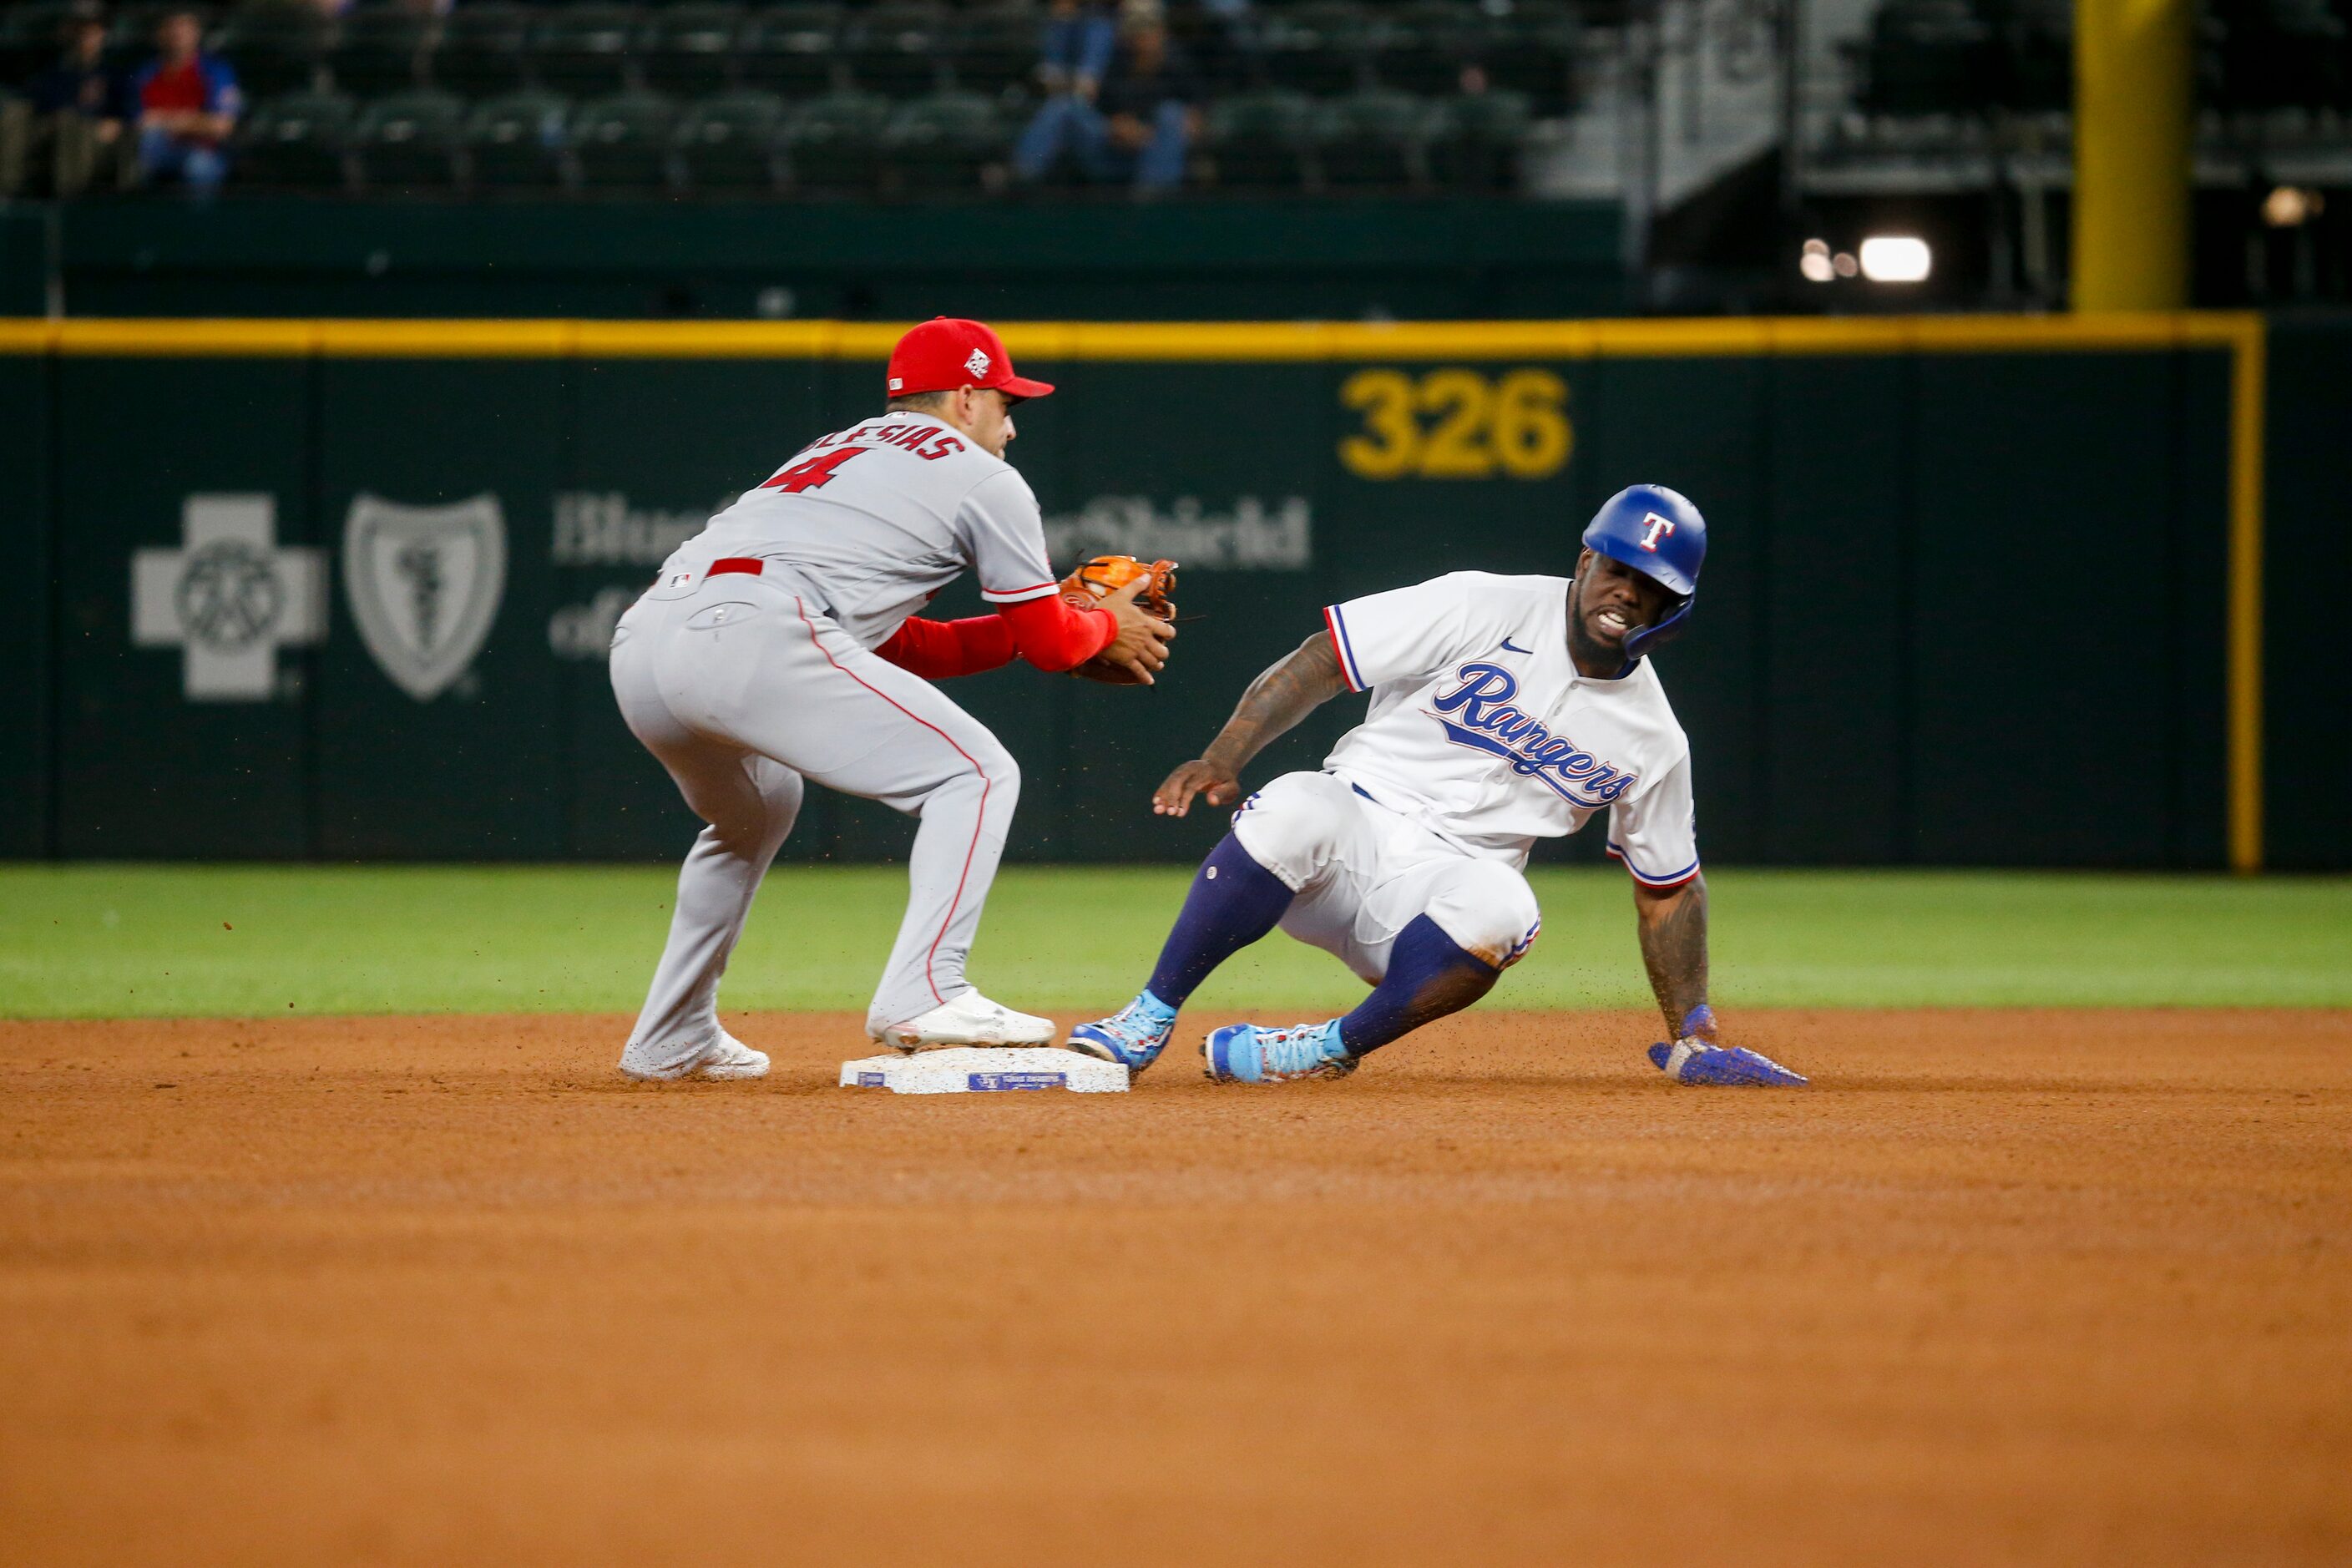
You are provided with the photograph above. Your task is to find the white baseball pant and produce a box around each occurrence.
[1230,770,1543,983]
[608,559,1021,1069]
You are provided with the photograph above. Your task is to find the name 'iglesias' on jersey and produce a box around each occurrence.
[685,408,1061,650]
[1319,570,1699,887]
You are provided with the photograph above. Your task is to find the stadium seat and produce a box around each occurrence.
[781,88,891,194]
[945,2,1041,103]
[1857,0,1998,117]
[1995,0,2072,113]
[1368,1,1482,98]
[1312,88,1428,191]
[110,8,171,62]
[1425,87,1528,193]
[570,91,678,191]
[0,5,74,89]
[844,3,951,99]
[674,89,787,194]
[1168,0,1257,92]
[328,5,436,99]
[463,89,570,190]
[529,5,644,100]
[1203,89,1315,192]
[432,4,534,99]
[1475,0,1581,116]
[0,97,27,199]
[741,3,846,98]
[1257,3,1372,98]
[879,89,1007,194]
[2211,0,2346,112]
[233,89,356,191]
[351,88,466,191]
[208,8,329,99]
[639,4,746,99]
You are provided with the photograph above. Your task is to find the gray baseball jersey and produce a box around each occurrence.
[695,409,1060,648]
[611,408,1059,1060]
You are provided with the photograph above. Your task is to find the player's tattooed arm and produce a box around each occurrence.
[1152,632,1348,817]
[1632,874,1711,1038]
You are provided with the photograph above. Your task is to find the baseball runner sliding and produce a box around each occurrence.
[609,318,1175,1081]
[1071,485,1807,1087]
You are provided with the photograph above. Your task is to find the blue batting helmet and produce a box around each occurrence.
[1579,483,1707,660]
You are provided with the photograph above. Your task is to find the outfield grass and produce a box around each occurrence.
[2,864,2346,1019]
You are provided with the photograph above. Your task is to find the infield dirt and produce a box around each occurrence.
[3,1008,2346,1565]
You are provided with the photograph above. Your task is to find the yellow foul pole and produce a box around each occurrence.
[2076,1,2263,869]
[2071,0,2195,310]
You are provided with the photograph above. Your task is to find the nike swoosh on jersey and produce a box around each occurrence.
[1500,637,1533,655]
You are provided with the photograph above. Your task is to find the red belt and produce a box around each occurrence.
[707,558,764,579]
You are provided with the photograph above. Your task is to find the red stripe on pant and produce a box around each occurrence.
[792,597,993,1013]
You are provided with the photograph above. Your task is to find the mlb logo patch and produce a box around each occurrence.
[969,1070,1065,1090]
[964,349,991,378]
[888,377,904,391]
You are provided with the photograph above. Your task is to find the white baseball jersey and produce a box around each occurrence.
[1320,571,1700,886]
[690,409,1060,648]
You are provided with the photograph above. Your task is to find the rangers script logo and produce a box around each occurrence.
[1425,663,1638,805]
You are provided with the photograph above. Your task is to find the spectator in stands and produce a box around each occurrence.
[129,8,240,197]
[13,4,132,196]
[1014,0,1202,197]
[1036,0,1116,104]
[26,5,129,145]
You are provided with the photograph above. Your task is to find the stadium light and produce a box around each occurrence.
[1859,236,1932,283]
[1800,239,1835,283]
[2263,186,2323,227]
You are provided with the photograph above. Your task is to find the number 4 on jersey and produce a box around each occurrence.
[759,447,867,494]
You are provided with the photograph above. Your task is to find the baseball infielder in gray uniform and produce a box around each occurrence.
[609,318,1174,1080]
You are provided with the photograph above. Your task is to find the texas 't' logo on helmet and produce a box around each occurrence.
[1638,512,1677,551]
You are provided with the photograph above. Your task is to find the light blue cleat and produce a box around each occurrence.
[1068,989,1179,1075]
[1647,1039,1808,1086]
[1203,1019,1358,1084]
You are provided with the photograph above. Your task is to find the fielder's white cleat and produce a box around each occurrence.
[618,1029,771,1082]
[875,990,1057,1053]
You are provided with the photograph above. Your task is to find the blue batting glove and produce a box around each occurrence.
[1647,1026,1808,1088]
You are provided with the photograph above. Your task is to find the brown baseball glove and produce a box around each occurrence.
[1059,554,1178,684]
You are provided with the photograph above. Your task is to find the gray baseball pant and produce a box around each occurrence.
[607,564,1020,1070]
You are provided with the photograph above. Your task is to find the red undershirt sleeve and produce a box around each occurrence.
[998,594,1118,673]
[873,597,1115,680]
[872,615,1018,680]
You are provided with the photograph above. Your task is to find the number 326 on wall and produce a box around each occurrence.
[1339,367,1573,481]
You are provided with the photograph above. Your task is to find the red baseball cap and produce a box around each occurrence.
[886,317,1055,402]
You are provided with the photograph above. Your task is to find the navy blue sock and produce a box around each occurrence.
[1337,915,1501,1057]
[1143,834,1295,1009]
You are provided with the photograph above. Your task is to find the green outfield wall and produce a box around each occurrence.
[2259,315,2352,871]
[3,314,2344,870]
